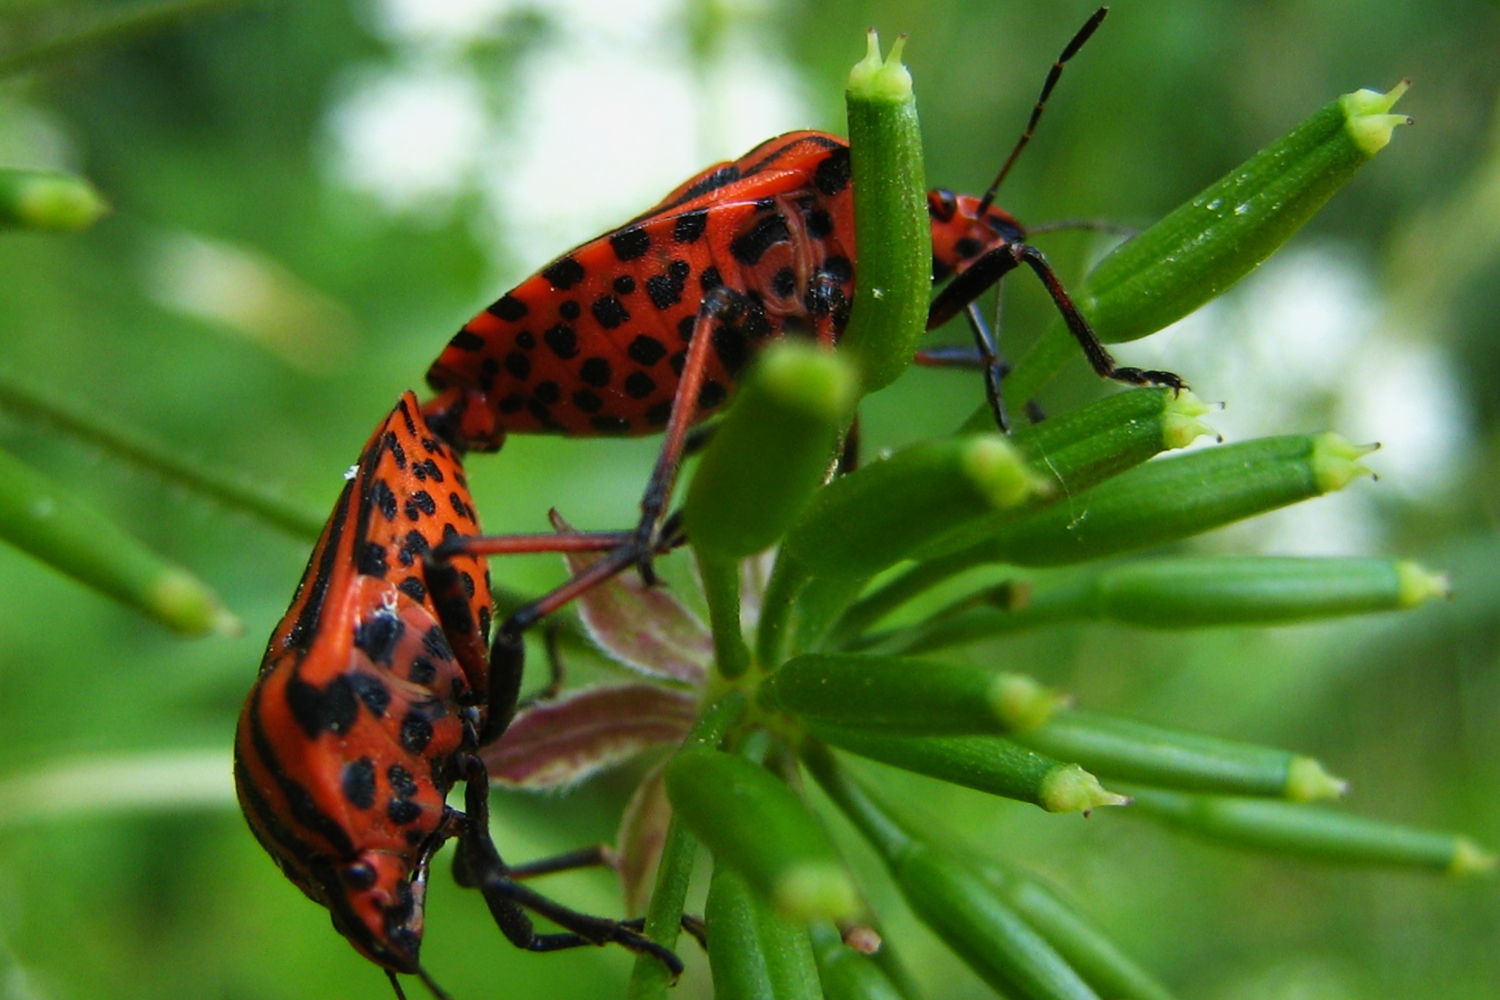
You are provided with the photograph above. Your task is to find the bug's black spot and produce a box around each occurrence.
[488,295,528,321]
[806,209,834,238]
[591,295,630,330]
[559,300,581,321]
[398,530,429,568]
[450,330,484,352]
[515,330,536,350]
[731,213,790,266]
[399,576,427,602]
[713,325,749,378]
[384,433,407,470]
[353,610,403,666]
[534,380,561,405]
[590,415,631,433]
[449,492,471,520]
[544,324,579,359]
[678,316,697,343]
[579,357,612,388]
[498,393,524,414]
[754,196,776,212]
[372,479,397,522]
[772,267,797,299]
[628,335,667,366]
[478,606,491,640]
[646,274,682,310]
[610,227,651,261]
[404,490,437,521]
[527,399,551,421]
[698,381,728,409]
[674,209,708,243]
[955,237,984,259]
[285,673,358,738]
[481,357,500,378]
[700,265,723,292]
[542,257,585,290]
[823,256,853,283]
[388,799,423,826]
[349,671,392,717]
[612,275,637,298]
[388,763,420,800]
[357,542,388,578]
[342,862,377,889]
[420,459,444,483]
[420,436,442,455]
[442,523,460,543]
[503,351,531,382]
[670,350,687,376]
[624,371,656,399]
[814,146,852,196]
[572,389,603,412]
[342,758,377,809]
[645,401,672,426]
[400,710,434,754]
[423,625,453,661]
[408,655,436,685]
[459,571,476,599]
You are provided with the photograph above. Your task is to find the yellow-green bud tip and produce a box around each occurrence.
[962,435,1050,508]
[987,673,1070,732]
[774,862,862,921]
[759,342,860,423]
[842,924,882,954]
[16,174,111,232]
[847,30,913,102]
[1039,765,1130,813]
[148,570,240,637]
[1285,756,1348,802]
[1448,837,1496,877]
[1161,390,1217,449]
[1341,79,1413,156]
[1396,561,1452,607]
[1311,433,1379,493]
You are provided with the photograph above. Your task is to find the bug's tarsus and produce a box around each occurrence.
[414,966,456,1000]
[977,6,1109,215]
[455,757,684,979]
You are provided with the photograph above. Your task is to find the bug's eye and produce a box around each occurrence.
[341,861,378,890]
[927,189,958,221]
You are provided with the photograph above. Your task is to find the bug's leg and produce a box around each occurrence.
[627,287,741,585]
[926,242,1024,331]
[455,756,685,977]
[1013,243,1186,390]
[914,303,1012,432]
[1024,217,1139,238]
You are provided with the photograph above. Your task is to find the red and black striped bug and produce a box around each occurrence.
[235,392,689,1000]
[421,8,1183,573]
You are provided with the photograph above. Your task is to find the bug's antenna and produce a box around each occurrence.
[976,6,1109,216]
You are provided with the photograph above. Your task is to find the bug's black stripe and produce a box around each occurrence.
[248,679,357,857]
[285,480,355,655]
[397,396,419,438]
[235,746,324,889]
[627,133,846,224]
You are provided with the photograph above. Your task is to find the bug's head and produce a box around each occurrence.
[323,851,429,974]
[927,189,1026,282]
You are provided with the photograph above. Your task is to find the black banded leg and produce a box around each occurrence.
[455,757,684,977]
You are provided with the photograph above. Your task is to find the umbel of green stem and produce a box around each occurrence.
[1005,80,1412,407]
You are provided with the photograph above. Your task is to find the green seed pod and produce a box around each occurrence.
[840,31,929,393]
[685,342,858,561]
[1120,785,1497,875]
[0,169,110,231]
[922,433,1376,570]
[809,724,1126,814]
[780,433,1048,581]
[1006,82,1411,405]
[765,653,1066,735]
[803,748,1103,1000]
[0,445,235,636]
[811,924,910,1000]
[1013,710,1346,801]
[978,864,1179,1000]
[706,864,824,1000]
[665,748,860,921]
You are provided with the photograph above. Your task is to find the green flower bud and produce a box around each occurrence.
[706,864,824,1000]
[0,169,110,231]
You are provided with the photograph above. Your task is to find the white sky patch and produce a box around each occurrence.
[327,0,809,270]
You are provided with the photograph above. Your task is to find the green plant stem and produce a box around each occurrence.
[0,0,258,76]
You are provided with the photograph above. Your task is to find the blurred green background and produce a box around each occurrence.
[1,0,1497,997]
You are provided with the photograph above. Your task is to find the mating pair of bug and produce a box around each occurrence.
[233,9,1185,999]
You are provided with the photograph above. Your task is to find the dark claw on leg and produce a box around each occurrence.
[1111,366,1188,392]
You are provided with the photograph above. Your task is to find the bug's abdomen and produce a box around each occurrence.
[425,138,857,453]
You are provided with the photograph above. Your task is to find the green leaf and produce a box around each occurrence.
[706,864,824,1000]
